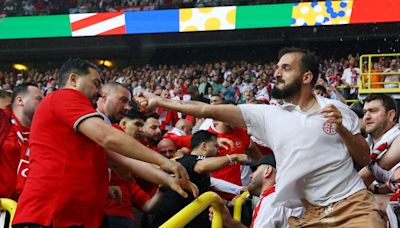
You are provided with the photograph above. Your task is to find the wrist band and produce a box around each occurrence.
[226,154,233,164]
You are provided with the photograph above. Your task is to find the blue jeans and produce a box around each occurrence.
[107,216,135,228]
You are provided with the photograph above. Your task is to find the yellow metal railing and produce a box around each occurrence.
[233,191,249,222]
[359,53,400,94]
[0,198,17,228]
[160,191,223,228]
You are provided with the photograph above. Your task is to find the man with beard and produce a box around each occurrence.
[12,58,190,228]
[96,82,131,124]
[135,47,384,227]
[143,114,163,150]
[0,83,43,200]
[210,155,304,228]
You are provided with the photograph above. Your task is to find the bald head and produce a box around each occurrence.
[157,138,177,159]
[175,119,193,135]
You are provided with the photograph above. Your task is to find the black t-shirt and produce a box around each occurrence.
[152,155,211,228]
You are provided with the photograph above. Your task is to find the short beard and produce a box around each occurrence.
[271,77,302,99]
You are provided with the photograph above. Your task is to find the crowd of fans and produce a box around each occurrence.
[1,50,400,227]
[1,56,399,106]
[1,0,317,16]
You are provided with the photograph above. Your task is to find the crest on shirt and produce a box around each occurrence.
[234,139,242,148]
[322,122,336,135]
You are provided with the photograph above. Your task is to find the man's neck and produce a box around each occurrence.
[260,182,275,196]
[191,149,206,157]
[372,123,396,143]
[12,108,31,128]
[284,91,318,112]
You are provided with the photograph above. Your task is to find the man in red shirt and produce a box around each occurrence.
[208,120,261,199]
[13,58,189,228]
[0,83,43,200]
[163,119,193,150]
[106,109,183,228]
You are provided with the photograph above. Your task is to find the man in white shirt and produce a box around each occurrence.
[135,47,384,227]
[211,155,304,228]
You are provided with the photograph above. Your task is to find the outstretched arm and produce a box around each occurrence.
[135,92,246,129]
[194,154,248,174]
[78,117,190,184]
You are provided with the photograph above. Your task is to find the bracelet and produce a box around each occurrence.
[226,154,233,164]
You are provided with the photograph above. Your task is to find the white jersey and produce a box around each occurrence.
[251,186,304,228]
[239,96,365,207]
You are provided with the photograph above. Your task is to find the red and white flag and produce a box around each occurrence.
[69,12,126,37]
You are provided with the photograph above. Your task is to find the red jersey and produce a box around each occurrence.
[208,126,250,199]
[105,124,151,220]
[135,139,158,196]
[105,171,151,220]
[0,108,30,200]
[13,89,109,228]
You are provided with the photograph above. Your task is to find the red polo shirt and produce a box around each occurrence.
[13,89,109,228]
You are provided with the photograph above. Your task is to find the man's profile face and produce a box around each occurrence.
[77,67,102,101]
[104,86,131,123]
[271,52,305,99]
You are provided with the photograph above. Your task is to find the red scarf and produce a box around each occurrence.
[250,185,275,228]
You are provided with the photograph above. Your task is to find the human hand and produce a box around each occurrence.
[320,104,344,132]
[233,154,248,164]
[165,176,199,198]
[209,202,233,224]
[108,185,123,204]
[217,138,234,151]
[134,91,160,112]
[160,160,190,186]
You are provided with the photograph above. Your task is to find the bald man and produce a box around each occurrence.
[163,119,193,149]
[157,138,179,159]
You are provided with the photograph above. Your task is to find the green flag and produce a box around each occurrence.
[236,4,293,29]
[0,15,71,39]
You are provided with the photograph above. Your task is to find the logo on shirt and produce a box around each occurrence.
[322,122,336,135]
[234,139,242,148]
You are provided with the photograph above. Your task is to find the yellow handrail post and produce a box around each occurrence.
[233,191,249,222]
[0,198,17,228]
[160,191,223,228]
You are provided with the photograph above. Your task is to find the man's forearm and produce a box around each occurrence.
[108,152,172,185]
[338,126,370,166]
[195,156,232,174]
[156,97,211,118]
[105,127,170,167]
[153,96,246,128]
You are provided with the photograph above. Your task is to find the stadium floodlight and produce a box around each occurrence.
[12,64,28,71]
[98,60,113,68]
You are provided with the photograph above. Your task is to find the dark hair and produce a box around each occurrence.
[364,93,397,121]
[314,84,327,95]
[0,89,11,99]
[11,83,37,104]
[125,109,146,121]
[146,113,160,120]
[278,47,320,87]
[58,58,99,88]
[190,130,217,150]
